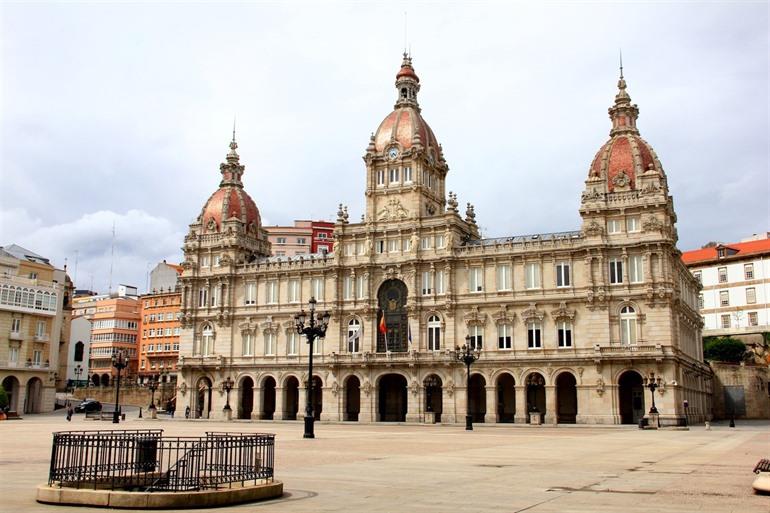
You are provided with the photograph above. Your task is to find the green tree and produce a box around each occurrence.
[703,336,746,363]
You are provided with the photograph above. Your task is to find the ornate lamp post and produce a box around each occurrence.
[148,378,159,418]
[222,376,235,417]
[643,372,662,428]
[73,364,83,389]
[111,350,129,424]
[455,335,481,431]
[294,297,331,439]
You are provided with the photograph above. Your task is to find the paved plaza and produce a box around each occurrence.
[1,410,768,513]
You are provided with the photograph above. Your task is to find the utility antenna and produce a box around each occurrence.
[108,220,116,294]
[73,250,79,288]
[232,115,237,142]
[404,11,408,54]
[619,49,624,79]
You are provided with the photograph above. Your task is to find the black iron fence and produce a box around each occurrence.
[47,429,274,492]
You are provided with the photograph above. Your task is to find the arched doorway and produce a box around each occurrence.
[25,377,42,414]
[525,373,546,423]
[91,374,100,387]
[100,373,110,387]
[1,376,20,412]
[424,374,443,422]
[344,376,360,421]
[377,280,409,353]
[556,372,578,424]
[469,374,486,423]
[618,370,645,424]
[378,374,407,422]
[311,376,323,421]
[284,376,299,420]
[238,376,254,420]
[496,373,516,423]
[261,377,276,420]
[195,377,213,419]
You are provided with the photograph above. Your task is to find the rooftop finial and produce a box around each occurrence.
[404,11,408,55]
[619,49,624,80]
[232,115,237,143]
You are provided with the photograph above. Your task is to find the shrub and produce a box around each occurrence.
[0,385,8,411]
[703,336,747,363]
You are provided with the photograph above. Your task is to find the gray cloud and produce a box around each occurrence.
[1,2,767,290]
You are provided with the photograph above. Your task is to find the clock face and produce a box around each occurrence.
[388,147,399,160]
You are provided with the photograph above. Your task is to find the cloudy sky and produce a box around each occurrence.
[1,1,767,293]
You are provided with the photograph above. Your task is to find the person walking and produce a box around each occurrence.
[185,406,190,419]
[66,403,73,422]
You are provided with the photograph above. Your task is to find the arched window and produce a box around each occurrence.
[427,315,441,351]
[620,306,637,345]
[74,341,84,362]
[347,319,361,353]
[201,323,214,355]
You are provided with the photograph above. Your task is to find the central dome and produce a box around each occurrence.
[372,54,440,156]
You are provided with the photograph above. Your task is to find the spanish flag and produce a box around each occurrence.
[378,310,387,335]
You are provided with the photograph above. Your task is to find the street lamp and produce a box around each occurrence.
[222,376,235,419]
[294,297,331,439]
[455,335,481,431]
[148,378,159,418]
[111,350,129,424]
[643,372,662,428]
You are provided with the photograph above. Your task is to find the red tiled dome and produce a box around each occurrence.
[589,134,661,192]
[396,64,419,82]
[200,187,261,231]
[373,107,440,153]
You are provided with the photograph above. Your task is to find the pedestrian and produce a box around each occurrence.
[185,406,190,419]
[66,404,73,422]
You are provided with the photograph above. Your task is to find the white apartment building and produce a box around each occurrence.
[683,234,770,335]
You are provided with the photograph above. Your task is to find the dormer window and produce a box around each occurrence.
[717,247,726,258]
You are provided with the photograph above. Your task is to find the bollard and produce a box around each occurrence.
[705,421,710,430]
[138,407,143,419]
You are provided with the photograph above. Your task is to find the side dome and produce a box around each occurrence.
[198,139,262,234]
[371,53,441,158]
[588,72,666,192]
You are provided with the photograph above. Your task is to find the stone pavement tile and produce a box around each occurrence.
[1,415,768,513]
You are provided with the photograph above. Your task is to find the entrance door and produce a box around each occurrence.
[618,371,645,424]
[239,377,254,419]
[283,377,299,420]
[468,374,486,423]
[261,377,276,420]
[344,376,360,421]
[378,374,407,422]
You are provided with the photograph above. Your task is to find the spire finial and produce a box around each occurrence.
[232,115,237,143]
[619,49,624,80]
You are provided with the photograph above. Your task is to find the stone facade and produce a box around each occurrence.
[710,361,770,419]
[175,56,712,426]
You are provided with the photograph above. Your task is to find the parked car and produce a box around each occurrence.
[74,399,102,413]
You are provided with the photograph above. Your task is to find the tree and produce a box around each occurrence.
[703,336,747,363]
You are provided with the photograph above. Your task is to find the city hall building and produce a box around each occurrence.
[176,55,711,425]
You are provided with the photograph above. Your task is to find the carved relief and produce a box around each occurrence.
[642,216,664,233]
[581,188,603,203]
[521,302,545,322]
[583,221,605,236]
[550,301,575,321]
[612,170,631,189]
[377,199,410,221]
[463,306,487,326]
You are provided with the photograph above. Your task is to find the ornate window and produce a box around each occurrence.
[469,267,483,292]
[264,332,276,356]
[435,270,445,295]
[496,264,512,291]
[557,320,572,348]
[245,282,256,305]
[555,262,571,287]
[607,219,622,234]
[287,331,298,355]
[347,319,361,353]
[468,325,483,350]
[201,323,214,355]
[198,287,208,308]
[497,324,512,350]
[619,306,637,345]
[525,263,541,289]
[422,271,433,295]
[288,280,300,303]
[266,281,278,304]
[527,321,542,348]
[311,277,324,301]
[629,255,644,283]
[242,332,253,356]
[626,216,640,232]
[609,258,623,284]
[427,315,441,351]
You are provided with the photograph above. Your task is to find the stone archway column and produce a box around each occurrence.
[359,383,373,423]
[441,385,456,424]
[251,385,262,420]
[484,383,496,423]
[297,385,307,420]
[514,386,527,424]
[544,385,557,424]
[320,385,337,421]
[406,382,421,423]
[273,386,285,420]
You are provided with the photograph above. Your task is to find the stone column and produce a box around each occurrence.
[406,380,421,423]
[359,382,374,423]
[273,386,285,420]
[442,384,456,424]
[514,386,527,424]
[297,385,307,421]
[320,385,338,421]
[484,383,496,423]
[251,385,262,420]
[544,385,557,424]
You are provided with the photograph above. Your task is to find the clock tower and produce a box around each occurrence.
[363,54,450,224]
